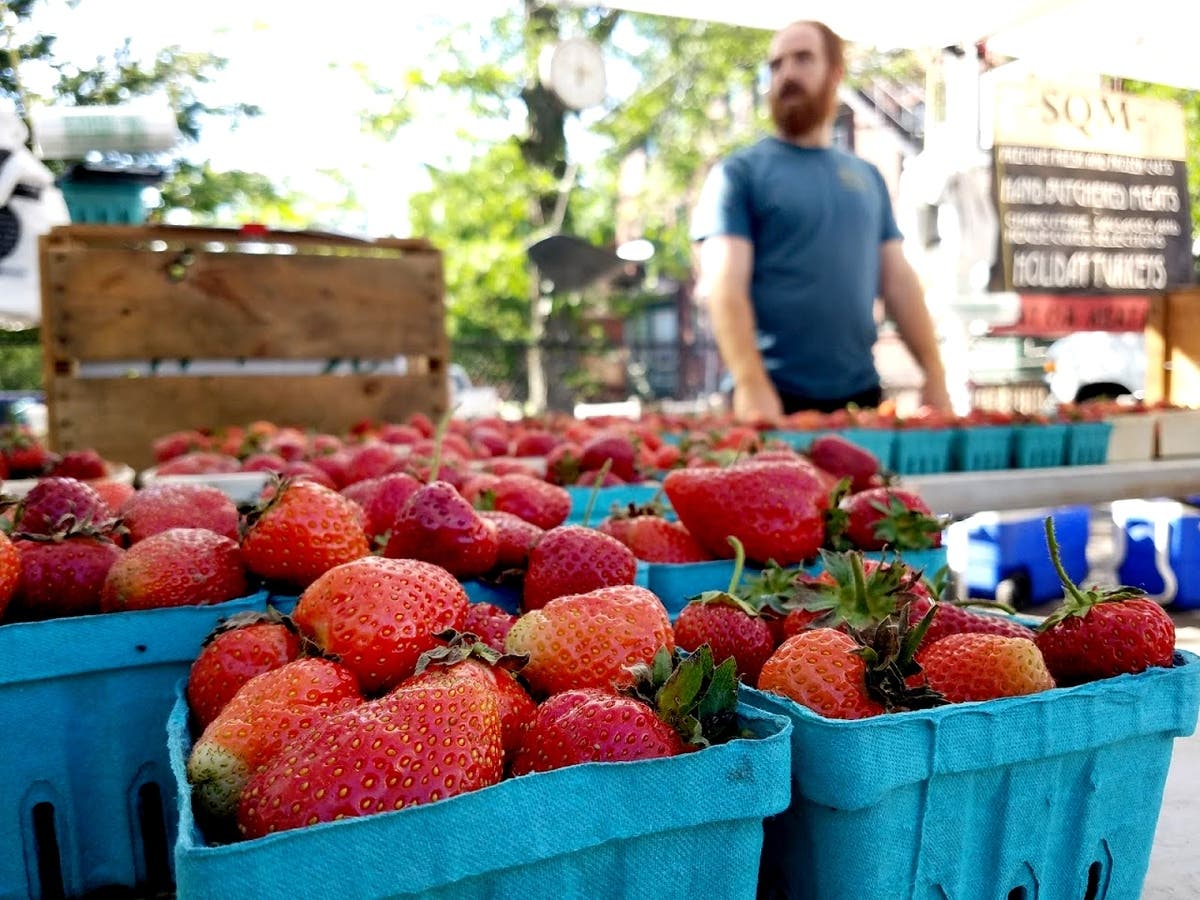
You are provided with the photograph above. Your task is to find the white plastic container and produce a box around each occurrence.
[30,101,180,159]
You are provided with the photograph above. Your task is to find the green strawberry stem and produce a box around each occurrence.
[579,458,612,527]
[725,536,747,593]
[1043,516,1088,605]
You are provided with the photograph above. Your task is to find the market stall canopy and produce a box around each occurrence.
[563,0,1200,89]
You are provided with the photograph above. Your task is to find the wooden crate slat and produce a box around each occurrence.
[42,242,446,361]
[50,373,448,470]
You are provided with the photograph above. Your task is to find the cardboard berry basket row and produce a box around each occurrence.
[0,591,268,899]
[744,650,1200,900]
[166,684,792,900]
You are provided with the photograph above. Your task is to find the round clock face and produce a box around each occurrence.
[547,37,606,110]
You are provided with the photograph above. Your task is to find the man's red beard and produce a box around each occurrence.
[770,76,838,138]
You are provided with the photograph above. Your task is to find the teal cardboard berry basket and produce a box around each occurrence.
[1065,420,1114,466]
[890,428,955,475]
[745,650,1200,900]
[951,425,1015,472]
[0,592,268,900]
[167,685,793,900]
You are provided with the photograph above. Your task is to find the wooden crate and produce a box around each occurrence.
[39,224,449,470]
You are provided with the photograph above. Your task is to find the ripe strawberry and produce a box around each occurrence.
[513,429,559,457]
[663,459,829,566]
[473,472,571,530]
[807,433,880,492]
[100,527,248,612]
[829,486,945,552]
[1034,516,1175,685]
[90,479,136,514]
[49,448,109,481]
[118,481,240,544]
[614,514,710,563]
[917,633,1055,703]
[477,510,543,570]
[522,524,638,611]
[186,658,363,823]
[0,530,20,620]
[14,476,113,536]
[463,601,519,652]
[673,539,775,682]
[292,555,469,694]
[908,594,1035,647]
[504,584,674,696]
[511,645,738,774]
[8,531,123,620]
[240,479,369,589]
[544,441,583,486]
[580,430,639,483]
[342,441,404,485]
[0,426,52,478]
[237,672,504,838]
[152,429,211,463]
[383,480,499,579]
[154,451,241,476]
[339,471,424,544]
[186,609,304,728]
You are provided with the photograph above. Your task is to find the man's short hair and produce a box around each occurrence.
[790,20,845,72]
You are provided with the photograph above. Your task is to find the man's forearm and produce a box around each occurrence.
[707,287,772,390]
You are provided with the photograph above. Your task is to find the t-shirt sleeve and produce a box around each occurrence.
[690,158,752,242]
[873,165,903,244]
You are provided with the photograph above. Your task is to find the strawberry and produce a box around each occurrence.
[477,510,544,570]
[342,441,404,485]
[463,601,519,652]
[807,433,880,492]
[292,555,469,694]
[511,645,739,774]
[513,429,559,457]
[100,527,248,612]
[186,658,363,823]
[154,451,241,476]
[544,441,583,486]
[48,448,108,481]
[8,530,123,620]
[580,430,639,483]
[504,584,674,697]
[521,524,638,611]
[673,539,775,683]
[237,671,504,838]
[663,459,829,566]
[1034,516,1175,685]
[0,530,19,620]
[339,471,424,544]
[383,480,499,579]
[152,429,212,463]
[90,479,136,514]
[829,486,945,552]
[907,594,1035,647]
[14,476,113,536]
[0,426,52,478]
[240,479,370,590]
[186,608,304,728]
[473,472,571,531]
[117,481,240,544]
[598,503,712,564]
[917,633,1055,703]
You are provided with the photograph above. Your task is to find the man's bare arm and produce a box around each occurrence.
[878,239,952,412]
[695,235,783,422]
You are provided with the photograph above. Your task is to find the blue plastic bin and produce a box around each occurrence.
[748,650,1200,900]
[0,592,267,900]
[1113,499,1200,610]
[963,505,1090,605]
[167,686,793,900]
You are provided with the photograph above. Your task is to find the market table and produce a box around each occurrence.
[905,459,1200,517]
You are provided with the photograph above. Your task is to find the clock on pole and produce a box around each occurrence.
[540,37,607,110]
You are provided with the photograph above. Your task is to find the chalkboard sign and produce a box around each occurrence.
[991,82,1193,293]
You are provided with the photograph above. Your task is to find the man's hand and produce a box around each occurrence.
[732,379,784,424]
[920,378,954,414]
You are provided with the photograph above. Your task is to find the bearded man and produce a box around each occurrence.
[690,20,952,420]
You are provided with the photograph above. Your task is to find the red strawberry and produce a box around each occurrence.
[463,601,519,652]
[0,427,52,478]
[675,596,774,684]
[292,555,469,694]
[342,441,404,485]
[186,658,363,822]
[474,472,571,531]
[580,431,639,482]
[513,430,559,457]
[186,609,304,728]
[8,531,123,620]
[599,510,711,564]
[807,433,880,492]
[90,479,136,515]
[663,459,829,566]
[477,510,543,570]
[154,451,241,476]
[118,481,240,544]
[1034,516,1175,684]
[831,486,944,552]
[917,633,1055,703]
[544,441,583,486]
[504,584,674,696]
[152,429,212,463]
[522,524,638,611]
[510,645,738,774]
[339,471,424,544]
[237,672,504,838]
[0,530,20,620]
[758,629,887,719]
[49,448,109,481]
[908,594,1035,647]
[240,479,370,590]
[100,527,248,612]
[383,480,499,579]
[15,476,113,536]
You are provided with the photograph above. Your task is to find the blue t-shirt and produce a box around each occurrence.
[690,138,902,400]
